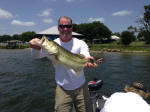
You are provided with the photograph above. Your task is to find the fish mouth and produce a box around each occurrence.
[40,36,46,44]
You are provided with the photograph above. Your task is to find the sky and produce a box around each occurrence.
[0,0,149,35]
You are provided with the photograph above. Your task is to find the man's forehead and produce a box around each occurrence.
[60,18,71,23]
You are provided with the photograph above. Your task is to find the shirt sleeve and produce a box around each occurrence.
[80,40,90,57]
[31,48,46,59]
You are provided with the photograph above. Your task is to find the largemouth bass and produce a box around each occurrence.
[35,35,103,75]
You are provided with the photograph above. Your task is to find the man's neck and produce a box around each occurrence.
[60,35,72,42]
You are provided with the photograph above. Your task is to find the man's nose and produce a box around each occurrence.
[63,27,68,30]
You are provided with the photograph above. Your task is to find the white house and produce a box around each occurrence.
[111,35,120,40]
[36,26,83,40]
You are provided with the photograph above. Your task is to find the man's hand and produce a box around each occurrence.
[29,38,41,50]
[85,56,98,68]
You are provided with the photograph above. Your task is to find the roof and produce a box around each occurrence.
[111,35,120,40]
[37,26,82,36]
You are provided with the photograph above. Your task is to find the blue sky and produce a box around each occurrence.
[0,0,149,35]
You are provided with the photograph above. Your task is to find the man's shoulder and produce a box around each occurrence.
[110,92,140,99]
[103,92,150,112]
[109,92,126,99]
[73,37,82,41]
[54,38,61,44]
[54,38,59,42]
[73,37,86,44]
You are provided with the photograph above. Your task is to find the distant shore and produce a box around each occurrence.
[89,42,150,53]
[0,47,149,53]
[0,44,30,49]
[1,42,150,53]
[90,49,149,53]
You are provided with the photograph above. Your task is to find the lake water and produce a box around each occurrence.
[0,49,150,112]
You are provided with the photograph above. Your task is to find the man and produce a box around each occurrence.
[101,81,150,112]
[29,16,100,112]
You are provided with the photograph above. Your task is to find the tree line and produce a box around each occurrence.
[0,31,36,43]
[0,4,149,45]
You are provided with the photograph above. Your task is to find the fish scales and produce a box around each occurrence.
[57,47,87,68]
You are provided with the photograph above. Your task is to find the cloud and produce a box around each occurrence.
[38,9,53,17]
[43,18,53,23]
[88,17,104,23]
[112,10,133,16]
[11,20,36,26]
[0,8,13,19]
[65,0,74,2]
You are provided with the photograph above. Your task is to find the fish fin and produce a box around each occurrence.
[95,58,104,64]
[75,54,85,58]
[78,54,85,57]
[52,61,57,68]
[47,53,58,67]
[49,52,57,55]
[74,68,83,76]
[46,53,57,60]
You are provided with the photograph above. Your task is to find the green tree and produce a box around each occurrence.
[137,31,145,41]
[12,34,20,40]
[0,35,11,42]
[20,31,36,42]
[121,31,136,45]
[73,21,112,43]
[137,5,150,44]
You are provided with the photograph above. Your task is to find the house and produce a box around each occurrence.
[6,40,23,48]
[111,35,120,40]
[35,26,83,40]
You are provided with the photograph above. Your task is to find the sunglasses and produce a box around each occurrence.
[59,25,72,29]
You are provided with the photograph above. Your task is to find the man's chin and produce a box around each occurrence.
[62,33,71,36]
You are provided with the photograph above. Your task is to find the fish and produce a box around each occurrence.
[35,35,104,75]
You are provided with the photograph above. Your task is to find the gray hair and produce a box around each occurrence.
[58,16,72,25]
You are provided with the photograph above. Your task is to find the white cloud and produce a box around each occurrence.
[11,20,36,26]
[38,9,53,17]
[65,0,74,2]
[112,10,133,16]
[43,18,53,23]
[88,17,104,23]
[0,8,13,19]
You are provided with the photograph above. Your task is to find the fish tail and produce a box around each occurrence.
[95,58,104,64]
[89,58,104,64]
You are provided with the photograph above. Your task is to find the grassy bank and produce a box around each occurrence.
[1,41,150,52]
[89,41,150,52]
[0,44,30,49]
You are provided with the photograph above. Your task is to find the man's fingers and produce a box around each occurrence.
[85,56,94,60]
[32,45,41,50]
[29,38,41,50]
[85,62,98,68]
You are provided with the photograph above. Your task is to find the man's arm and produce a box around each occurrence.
[79,40,103,68]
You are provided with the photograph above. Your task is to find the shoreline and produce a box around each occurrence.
[0,47,150,53]
[90,49,150,53]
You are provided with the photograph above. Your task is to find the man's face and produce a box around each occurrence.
[58,18,73,38]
